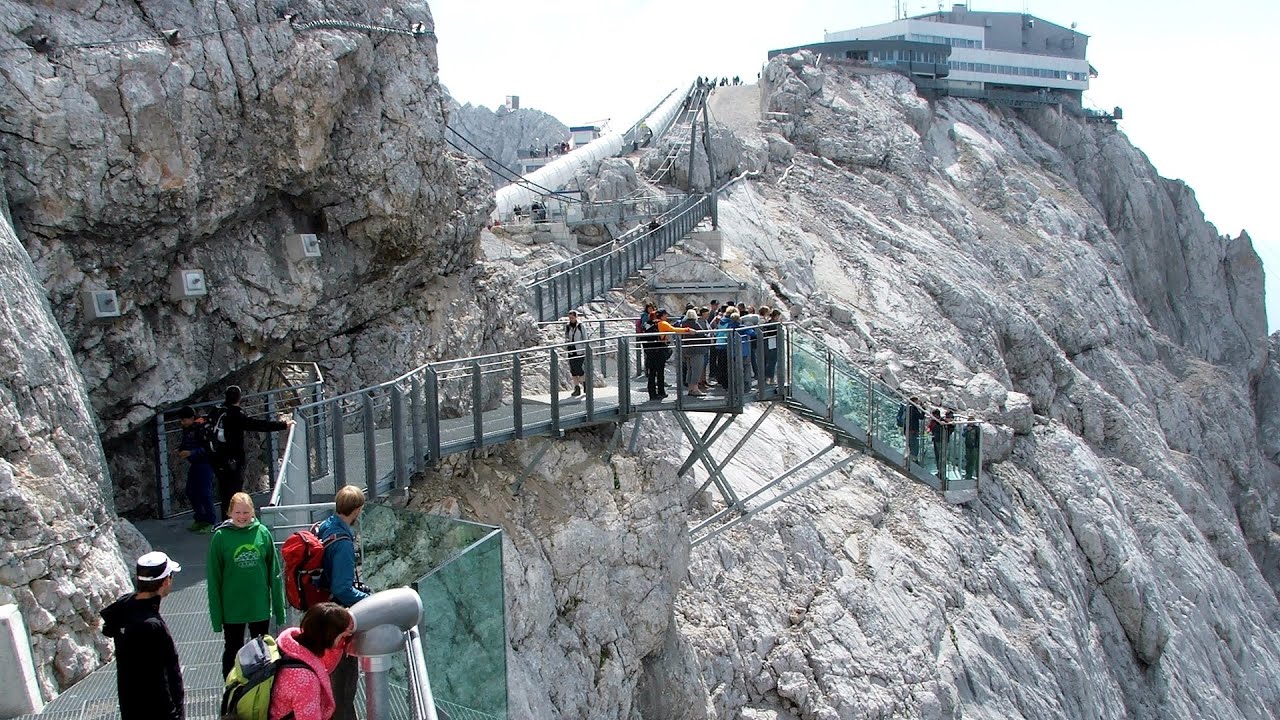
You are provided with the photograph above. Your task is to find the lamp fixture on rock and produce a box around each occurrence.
[169,269,207,299]
[82,289,122,319]
[286,233,322,261]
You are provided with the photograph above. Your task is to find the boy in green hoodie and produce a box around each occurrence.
[207,492,286,676]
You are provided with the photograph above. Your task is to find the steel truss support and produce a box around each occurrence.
[512,437,554,496]
[690,442,857,547]
[674,412,742,510]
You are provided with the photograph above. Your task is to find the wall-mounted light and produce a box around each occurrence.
[170,269,207,299]
[286,233,322,261]
[82,289,122,319]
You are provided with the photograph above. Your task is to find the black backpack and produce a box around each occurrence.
[203,406,229,458]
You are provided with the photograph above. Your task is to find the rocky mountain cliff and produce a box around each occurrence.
[455,53,1280,718]
[0,0,533,697]
[3,2,1279,717]
[449,100,571,187]
[0,0,540,517]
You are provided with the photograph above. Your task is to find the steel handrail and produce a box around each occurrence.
[522,194,702,286]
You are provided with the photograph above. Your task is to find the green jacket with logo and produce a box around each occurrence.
[206,518,285,630]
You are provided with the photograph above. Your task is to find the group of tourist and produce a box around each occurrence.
[897,395,982,481]
[527,140,571,158]
[103,385,375,720]
[626,298,784,401]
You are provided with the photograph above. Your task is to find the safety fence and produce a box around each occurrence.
[787,329,981,492]
[526,194,714,322]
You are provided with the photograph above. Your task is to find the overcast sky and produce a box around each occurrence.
[432,0,1280,330]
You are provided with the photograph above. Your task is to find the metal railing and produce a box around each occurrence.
[527,194,713,322]
[785,328,982,492]
[154,362,325,518]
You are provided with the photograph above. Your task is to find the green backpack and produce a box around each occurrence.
[221,634,311,720]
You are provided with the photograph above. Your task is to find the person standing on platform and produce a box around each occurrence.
[101,552,184,720]
[175,405,217,533]
[211,385,294,520]
[208,492,286,677]
[565,310,589,398]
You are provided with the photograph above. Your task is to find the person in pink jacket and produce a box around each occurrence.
[270,603,354,720]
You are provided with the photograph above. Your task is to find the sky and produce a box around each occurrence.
[432,0,1280,330]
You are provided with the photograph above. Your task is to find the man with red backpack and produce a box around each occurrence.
[314,485,368,720]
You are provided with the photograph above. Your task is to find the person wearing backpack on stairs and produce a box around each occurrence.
[208,493,286,677]
[270,603,354,720]
[211,385,294,520]
[315,485,371,720]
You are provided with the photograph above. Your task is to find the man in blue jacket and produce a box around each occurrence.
[317,485,370,720]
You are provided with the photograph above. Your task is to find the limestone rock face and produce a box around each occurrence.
[0,0,486,438]
[0,0,500,514]
[0,191,133,699]
[449,100,570,186]
[406,423,696,720]
[653,54,1280,719]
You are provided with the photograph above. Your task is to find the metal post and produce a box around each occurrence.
[618,338,631,416]
[265,394,279,464]
[426,368,442,467]
[550,348,561,435]
[512,354,524,440]
[361,655,393,720]
[471,362,484,448]
[673,334,685,410]
[410,374,424,476]
[332,399,347,492]
[584,343,595,421]
[155,413,172,517]
[390,386,407,494]
[362,392,378,499]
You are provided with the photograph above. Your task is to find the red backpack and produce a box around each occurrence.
[280,522,351,610]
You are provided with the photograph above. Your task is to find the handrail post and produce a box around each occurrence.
[265,393,279,470]
[550,348,561,435]
[332,398,347,492]
[362,392,378,499]
[619,338,631,416]
[673,334,684,410]
[390,385,407,494]
[155,413,172,517]
[410,374,424,476]
[512,354,524,440]
[426,368,442,468]
[471,361,484,448]
[584,342,595,421]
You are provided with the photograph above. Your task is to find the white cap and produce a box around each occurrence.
[136,551,182,581]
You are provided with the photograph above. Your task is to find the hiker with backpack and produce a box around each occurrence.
[101,551,184,720]
[208,492,286,677]
[312,485,370,720]
[222,602,354,720]
[176,404,218,533]
[210,385,295,520]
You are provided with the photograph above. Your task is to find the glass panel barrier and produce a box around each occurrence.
[360,504,508,719]
[869,382,909,461]
[788,336,831,416]
[831,364,869,433]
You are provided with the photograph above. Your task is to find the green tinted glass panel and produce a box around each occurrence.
[359,504,508,718]
[831,366,869,431]
[870,383,908,459]
[789,336,830,410]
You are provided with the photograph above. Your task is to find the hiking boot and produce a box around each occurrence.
[571,385,582,398]
[187,520,209,533]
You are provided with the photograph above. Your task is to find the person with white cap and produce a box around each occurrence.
[100,551,185,719]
